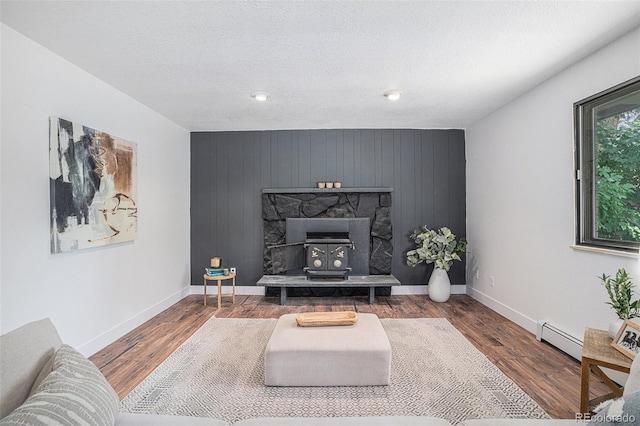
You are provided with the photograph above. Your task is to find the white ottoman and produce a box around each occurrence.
[264,313,391,386]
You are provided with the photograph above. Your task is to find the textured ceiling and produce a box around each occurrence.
[2,1,640,131]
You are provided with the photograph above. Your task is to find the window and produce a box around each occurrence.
[575,76,640,253]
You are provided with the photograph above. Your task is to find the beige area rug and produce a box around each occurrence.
[120,317,549,425]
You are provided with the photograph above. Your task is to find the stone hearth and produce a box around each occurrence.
[262,187,393,297]
[262,188,392,274]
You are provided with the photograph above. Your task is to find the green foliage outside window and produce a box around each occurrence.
[596,111,640,243]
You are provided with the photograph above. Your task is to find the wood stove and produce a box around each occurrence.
[303,232,354,279]
[265,218,370,279]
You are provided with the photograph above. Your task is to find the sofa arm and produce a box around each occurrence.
[0,318,63,418]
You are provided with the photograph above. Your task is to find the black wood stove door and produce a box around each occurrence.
[307,244,328,270]
[327,244,348,270]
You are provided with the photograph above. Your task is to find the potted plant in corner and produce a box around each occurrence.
[406,226,467,302]
[599,268,640,338]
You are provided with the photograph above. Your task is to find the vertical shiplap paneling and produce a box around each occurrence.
[420,130,435,228]
[354,130,363,186]
[412,130,428,284]
[227,132,245,277]
[448,130,467,284]
[400,130,417,283]
[391,130,403,278]
[208,134,221,267]
[380,130,395,188]
[309,131,326,184]
[276,131,293,187]
[335,131,345,184]
[290,131,300,187]
[414,130,424,230]
[259,132,271,189]
[400,130,416,244]
[189,133,201,273]
[433,130,450,228]
[269,132,279,185]
[454,130,467,238]
[374,130,383,187]
[243,133,259,281]
[297,131,311,187]
[190,129,466,286]
[206,133,219,271]
[326,130,338,181]
[342,130,355,186]
[190,133,208,279]
[214,134,230,270]
[252,132,265,281]
[252,132,265,282]
[360,129,376,185]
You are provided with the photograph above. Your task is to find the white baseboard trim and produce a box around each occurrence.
[190,284,466,296]
[467,287,537,334]
[391,284,466,295]
[78,286,191,357]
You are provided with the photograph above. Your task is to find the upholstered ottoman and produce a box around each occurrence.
[264,313,391,386]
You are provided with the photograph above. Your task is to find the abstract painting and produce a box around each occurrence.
[49,117,137,253]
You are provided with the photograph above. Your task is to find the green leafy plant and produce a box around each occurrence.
[595,113,640,243]
[406,226,467,271]
[597,166,640,241]
[599,268,640,319]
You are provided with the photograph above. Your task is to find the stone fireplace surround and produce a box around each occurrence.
[262,187,393,297]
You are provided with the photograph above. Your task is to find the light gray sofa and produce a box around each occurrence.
[2,318,638,426]
[0,318,227,426]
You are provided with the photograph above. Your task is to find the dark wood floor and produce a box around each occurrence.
[90,293,609,420]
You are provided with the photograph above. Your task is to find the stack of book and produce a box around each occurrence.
[205,267,224,276]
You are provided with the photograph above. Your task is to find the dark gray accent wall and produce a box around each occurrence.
[191,129,466,287]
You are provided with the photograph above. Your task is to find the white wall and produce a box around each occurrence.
[0,24,191,355]
[466,27,640,340]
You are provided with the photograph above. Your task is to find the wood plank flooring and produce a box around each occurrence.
[90,294,610,420]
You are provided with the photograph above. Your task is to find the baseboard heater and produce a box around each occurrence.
[536,320,630,385]
[536,320,583,360]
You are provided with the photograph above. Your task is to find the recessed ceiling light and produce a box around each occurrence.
[384,90,401,101]
[252,92,269,101]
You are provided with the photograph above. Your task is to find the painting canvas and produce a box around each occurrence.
[49,117,137,253]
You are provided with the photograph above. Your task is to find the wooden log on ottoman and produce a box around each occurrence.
[264,313,391,386]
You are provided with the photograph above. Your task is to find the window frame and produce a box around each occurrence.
[574,75,640,253]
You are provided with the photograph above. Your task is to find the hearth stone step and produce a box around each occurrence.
[257,274,400,305]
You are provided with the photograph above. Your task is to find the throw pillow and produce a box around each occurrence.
[0,344,119,426]
[589,390,640,425]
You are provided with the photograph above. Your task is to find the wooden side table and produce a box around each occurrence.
[203,272,236,309]
[580,327,632,414]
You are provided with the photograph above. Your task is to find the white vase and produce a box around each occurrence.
[608,318,624,339]
[428,268,451,303]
